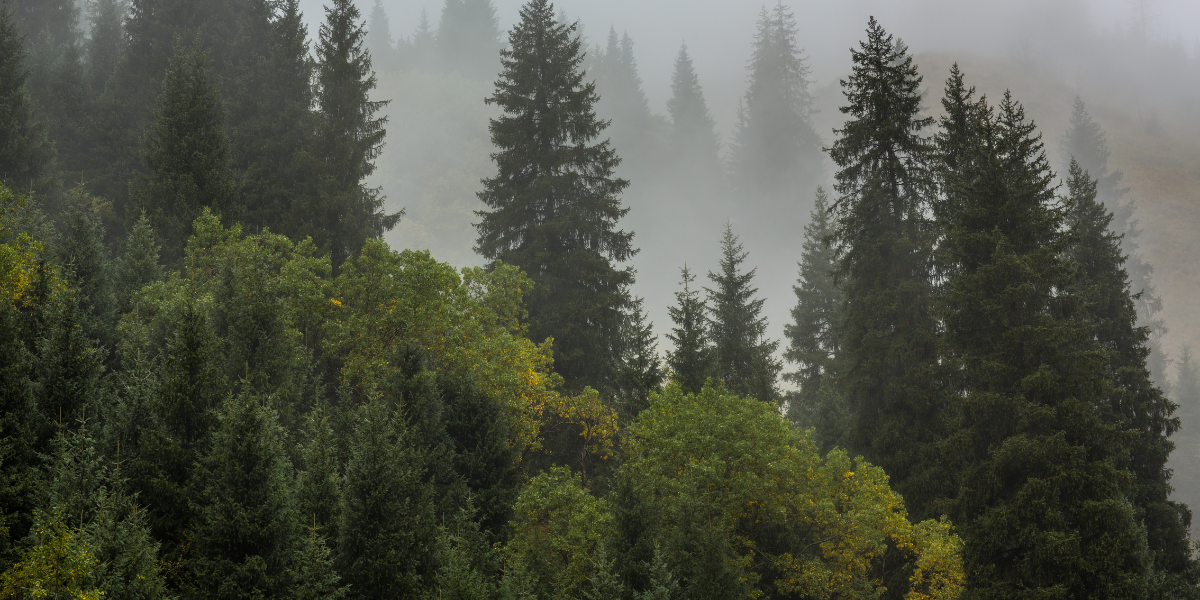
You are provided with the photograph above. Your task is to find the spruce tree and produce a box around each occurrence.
[299,0,400,267]
[337,398,436,600]
[435,0,500,78]
[1178,346,1199,431]
[56,188,116,349]
[938,85,1151,595]
[113,212,164,314]
[84,0,124,96]
[366,0,397,72]
[475,0,635,392]
[783,187,846,448]
[26,23,89,188]
[191,394,298,600]
[666,265,712,395]
[297,403,342,545]
[131,42,235,264]
[592,28,657,174]
[294,525,348,600]
[1063,159,1196,588]
[730,1,820,197]
[11,0,76,45]
[1062,96,1169,389]
[440,377,520,542]
[667,43,720,171]
[705,224,780,403]
[614,296,664,420]
[827,18,942,519]
[0,6,53,192]
[32,291,106,451]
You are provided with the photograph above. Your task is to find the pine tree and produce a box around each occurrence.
[337,398,436,600]
[730,1,820,197]
[0,6,53,192]
[298,0,400,268]
[475,0,635,392]
[191,394,298,600]
[131,42,235,264]
[666,43,720,171]
[827,18,942,519]
[938,85,1151,595]
[435,0,500,78]
[614,296,663,420]
[666,266,712,395]
[366,0,397,72]
[113,212,164,314]
[1062,96,1169,390]
[783,187,846,448]
[1063,159,1197,588]
[705,224,780,403]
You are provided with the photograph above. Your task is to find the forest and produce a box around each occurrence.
[0,0,1198,598]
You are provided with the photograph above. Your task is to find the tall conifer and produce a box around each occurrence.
[666,266,712,395]
[730,1,820,197]
[592,28,657,174]
[0,6,53,191]
[827,18,942,517]
[614,297,663,420]
[366,0,397,72]
[436,0,500,78]
[475,0,635,392]
[705,224,780,403]
[299,0,400,268]
[666,43,720,170]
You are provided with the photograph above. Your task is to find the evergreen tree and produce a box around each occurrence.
[827,18,942,519]
[131,42,235,264]
[783,187,847,449]
[666,265,711,395]
[26,23,89,188]
[475,0,635,392]
[32,291,106,451]
[190,394,298,600]
[56,188,116,348]
[666,43,720,171]
[337,398,436,600]
[705,224,780,403]
[0,5,53,192]
[730,1,820,197]
[294,525,348,600]
[440,377,520,542]
[11,0,76,45]
[592,28,658,175]
[84,0,124,96]
[1178,346,1199,431]
[1063,159,1197,588]
[297,402,342,545]
[298,0,400,268]
[614,296,664,420]
[435,0,500,78]
[1062,96,1169,389]
[366,0,397,72]
[406,9,436,70]
[113,212,164,314]
[938,85,1151,595]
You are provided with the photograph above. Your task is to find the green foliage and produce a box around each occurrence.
[0,6,53,192]
[828,17,944,521]
[131,41,235,264]
[427,503,499,600]
[294,525,348,600]
[55,189,116,350]
[113,212,164,314]
[190,393,298,599]
[705,224,779,403]
[614,297,663,421]
[337,398,435,600]
[475,0,634,392]
[0,508,102,600]
[665,266,711,395]
[297,403,343,548]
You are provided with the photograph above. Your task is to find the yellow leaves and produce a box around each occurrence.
[0,509,104,600]
[330,298,342,307]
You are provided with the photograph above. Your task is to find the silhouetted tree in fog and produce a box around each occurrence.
[667,43,720,172]
[592,28,660,176]
[366,0,398,72]
[0,5,53,192]
[436,0,500,78]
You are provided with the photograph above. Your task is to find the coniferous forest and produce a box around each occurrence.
[2,0,1200,598]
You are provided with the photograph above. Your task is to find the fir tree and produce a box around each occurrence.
[131,42,235,264]
[592,28,658,175]
[705,224,780,403]
[730,1,820,197]
[475,0,635,392]
[435,0,500,78]
[666,43,720,171]
[84,0,124,96]
[440,377,519,542]
[298,0,400,268]
[113,212,164,314]
[191,394,298,600]
[783,187,846,448]
[56,188,116,349]
[1063,159,1196,587]
[827,18,942,519]
[0,6,53,192]
[1062,96,1169,389]
[337,398,436,600]
[666,266,712,395]
[294,525,348,600]
[938,87,1151,596]
[32,291,106,451]
[614,296,664,420]
[406,9,436,70]
[26,23,89,188]
[297,402,342,545]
